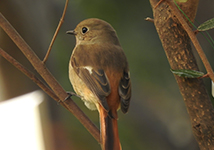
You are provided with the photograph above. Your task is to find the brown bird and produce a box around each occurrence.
[67,18,131,150]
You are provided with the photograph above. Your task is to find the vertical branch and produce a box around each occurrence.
[149,0,214,149]
[166,0,214,83]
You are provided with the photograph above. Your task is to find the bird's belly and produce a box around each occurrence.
[69,64,99,110]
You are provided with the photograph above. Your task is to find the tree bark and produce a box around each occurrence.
[149,0,214,149]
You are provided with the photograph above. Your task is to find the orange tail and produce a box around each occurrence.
[99,106,121,150]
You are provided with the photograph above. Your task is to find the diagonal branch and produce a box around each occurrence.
[0,12,100,143]
[0,47,59,101]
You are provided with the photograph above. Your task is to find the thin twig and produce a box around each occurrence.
[0,12,100,143]
[145,17,154,23]
[166,0,214,83]
[0,47,59,101]
[43,0,69,63]
[198,73,209,79]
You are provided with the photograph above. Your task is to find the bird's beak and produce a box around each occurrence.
[66,30,76,35]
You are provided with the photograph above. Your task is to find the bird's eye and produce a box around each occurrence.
[82,27,88,34]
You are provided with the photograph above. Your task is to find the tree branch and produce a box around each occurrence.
[0,12,100,143]
[43,0,69,63]
[149,0,214,149]
[0,47,59,101]
[166,0,214,86]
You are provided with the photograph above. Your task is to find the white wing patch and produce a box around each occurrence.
[83,66,93,74]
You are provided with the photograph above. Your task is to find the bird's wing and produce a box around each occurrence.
[119,71,131,113]
[71,55,111,111]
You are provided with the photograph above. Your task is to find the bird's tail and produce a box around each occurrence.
[99,106,121,150]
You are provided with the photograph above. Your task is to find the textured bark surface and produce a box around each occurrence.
[150,0,214,149]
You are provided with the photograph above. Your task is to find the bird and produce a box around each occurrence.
[66,18,131,150]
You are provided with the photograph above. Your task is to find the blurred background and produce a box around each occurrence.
[0,0,214,149]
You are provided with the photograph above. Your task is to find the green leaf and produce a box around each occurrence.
[198,18,214,31]
[171,69,204,78]
[175,0,188,2]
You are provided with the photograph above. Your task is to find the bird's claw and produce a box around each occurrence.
[57,92,81,105]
